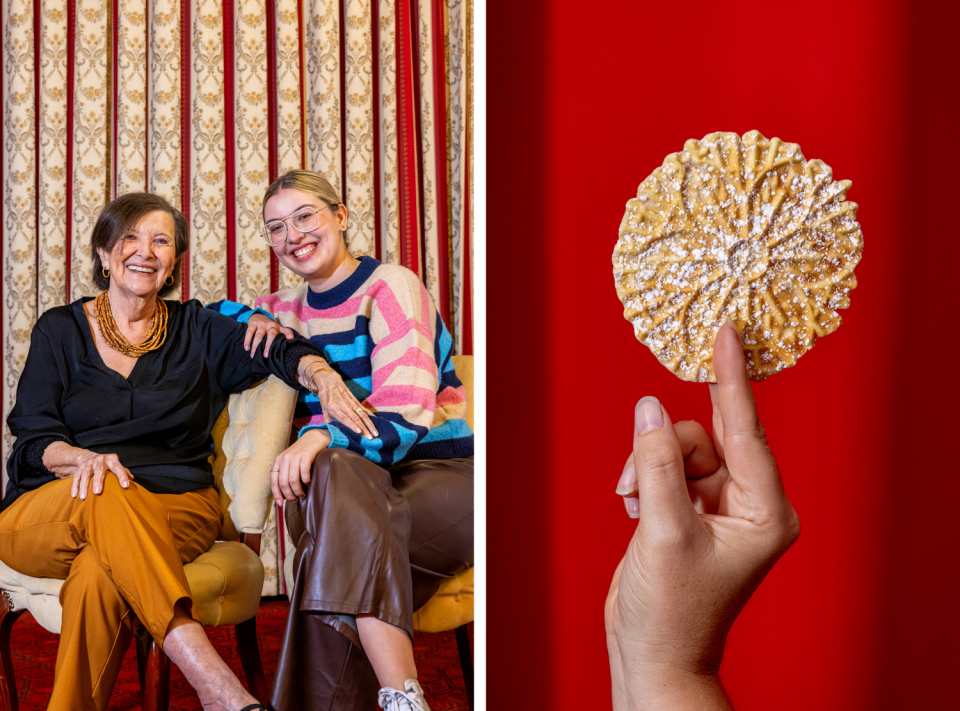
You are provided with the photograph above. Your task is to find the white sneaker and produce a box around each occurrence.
[377,679,432,711]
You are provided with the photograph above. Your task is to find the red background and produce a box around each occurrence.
[488,0,960,707]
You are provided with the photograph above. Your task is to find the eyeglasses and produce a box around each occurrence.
[260,205,333,247]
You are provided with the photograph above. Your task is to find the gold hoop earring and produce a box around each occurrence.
[102,267,109,278]
[164,275,174,286]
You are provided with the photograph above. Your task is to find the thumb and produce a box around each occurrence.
[633,397,698,528]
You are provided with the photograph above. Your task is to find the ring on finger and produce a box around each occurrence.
[353,406,365,415]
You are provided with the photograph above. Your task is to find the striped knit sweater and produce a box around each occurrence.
[210,256,473,466]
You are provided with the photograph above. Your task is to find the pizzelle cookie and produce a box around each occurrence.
[612,130,863,382]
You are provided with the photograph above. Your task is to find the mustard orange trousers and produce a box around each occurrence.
[0,477,222,711]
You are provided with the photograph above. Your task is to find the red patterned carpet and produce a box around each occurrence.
[6,599,470,710]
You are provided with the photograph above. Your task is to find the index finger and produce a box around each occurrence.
[244,322,257,352]
[108,457,133,488]
[288,467,306,499]
[710,321,782,500]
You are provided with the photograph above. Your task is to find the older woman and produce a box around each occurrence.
[0,193,335,711]
[213,170,474,711]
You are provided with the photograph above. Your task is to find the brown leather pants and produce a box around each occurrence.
[269,449,474,711]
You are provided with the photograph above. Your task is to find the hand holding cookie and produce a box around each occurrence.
[605,323,800,710]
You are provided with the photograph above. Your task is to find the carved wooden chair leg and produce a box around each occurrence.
[0,592,24,711]
[142,639,171,711]
[235,617,268,703]
[454,624,474,711]
[134,623,151,696]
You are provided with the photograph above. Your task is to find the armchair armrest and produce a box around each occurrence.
[451,355,473,430]
[212,375,298,539]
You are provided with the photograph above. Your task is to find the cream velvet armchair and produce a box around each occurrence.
[0,374,297,711]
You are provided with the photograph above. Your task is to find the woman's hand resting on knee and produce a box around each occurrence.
[41,441,134,500]
[605,322,800,710]
[270,429,332,504]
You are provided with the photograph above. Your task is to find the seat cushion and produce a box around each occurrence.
[0,559,65,633]
[412,566,474,634]
[184,541,265,626]
[0,541,264,633]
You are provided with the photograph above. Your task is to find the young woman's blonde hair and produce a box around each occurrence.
[261,169,343,221]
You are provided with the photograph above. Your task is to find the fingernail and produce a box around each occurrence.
[725,318,741,341]
[635,396,663,435]
[365,435,372,440]
[616,460,637,496]
[624,497,640,519]
[122,481,128,488]
[94,486,100,494]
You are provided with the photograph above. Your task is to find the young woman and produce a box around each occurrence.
[212,170,473,711]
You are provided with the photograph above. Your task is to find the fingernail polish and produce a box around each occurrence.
[635,397,663,435]
[616,460,636,496]
[625,497,640,519]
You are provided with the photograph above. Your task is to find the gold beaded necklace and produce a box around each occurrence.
[94,290,168,357]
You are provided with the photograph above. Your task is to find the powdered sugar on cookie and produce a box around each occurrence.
[613,130,863,382]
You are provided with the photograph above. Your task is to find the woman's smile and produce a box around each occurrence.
[292,243,318,260]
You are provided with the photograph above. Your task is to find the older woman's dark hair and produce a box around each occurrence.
[91,193,189,296]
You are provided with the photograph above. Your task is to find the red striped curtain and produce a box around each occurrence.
[0,0,473,593]
[0,0,473,479]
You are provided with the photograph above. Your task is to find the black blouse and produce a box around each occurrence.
[3,298,318,510]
